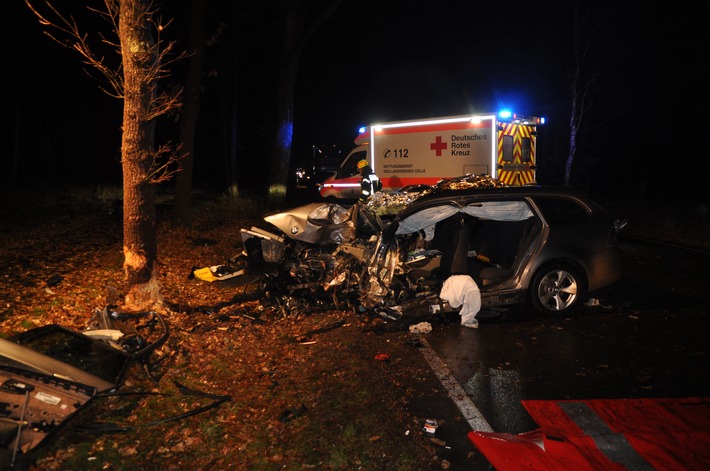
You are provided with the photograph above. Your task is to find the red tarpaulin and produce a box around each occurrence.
[468,397,710,470]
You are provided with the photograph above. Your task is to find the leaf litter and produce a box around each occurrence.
[0,194,453,470]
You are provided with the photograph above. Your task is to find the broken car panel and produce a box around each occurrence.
[263,202,356,246]
[0,309,169,467]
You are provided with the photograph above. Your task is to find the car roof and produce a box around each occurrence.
[396,185,591,219]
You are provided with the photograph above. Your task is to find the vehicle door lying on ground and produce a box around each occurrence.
[0,308,168,467]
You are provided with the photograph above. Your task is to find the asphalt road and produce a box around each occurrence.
[416,236,710,469]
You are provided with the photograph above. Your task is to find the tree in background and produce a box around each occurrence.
[563,0,593,187]
[266,0,342,206]
[26,0,184,310]
[561,0,634,188]
[174,0,206,226]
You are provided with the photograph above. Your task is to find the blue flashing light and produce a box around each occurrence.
[497,110,512,120]
[358,126,366,134]
[540,117,546,125]
[278,121,293,148]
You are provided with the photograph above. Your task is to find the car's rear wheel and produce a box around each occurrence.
[530,263,583,313]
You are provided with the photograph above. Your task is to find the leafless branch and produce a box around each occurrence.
[24,0,185,119]
[144,142,185,184]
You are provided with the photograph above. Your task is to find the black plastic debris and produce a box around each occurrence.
[278,404,307,423]
[46,274,63,287]
[190,237,218,247]
[77,380,231,433]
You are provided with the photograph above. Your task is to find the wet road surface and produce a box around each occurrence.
[417,236,710,468]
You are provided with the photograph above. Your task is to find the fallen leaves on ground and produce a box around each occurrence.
[0,193,446,470]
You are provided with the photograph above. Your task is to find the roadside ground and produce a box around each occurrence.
[0,190,487,470]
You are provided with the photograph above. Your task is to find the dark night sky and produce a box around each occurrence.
[4,1,709,205]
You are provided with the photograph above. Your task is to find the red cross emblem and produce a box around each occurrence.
[430,136,447,156]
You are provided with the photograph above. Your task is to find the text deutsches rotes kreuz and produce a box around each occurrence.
[450,133,487,156]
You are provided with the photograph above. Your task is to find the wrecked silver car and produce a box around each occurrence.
[240,176,627,320]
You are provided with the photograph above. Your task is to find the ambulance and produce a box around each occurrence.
[318,111,544,199]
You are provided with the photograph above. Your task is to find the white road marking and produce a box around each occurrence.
[418,337,494,432]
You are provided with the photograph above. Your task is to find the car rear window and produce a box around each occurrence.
[533,196,589,224]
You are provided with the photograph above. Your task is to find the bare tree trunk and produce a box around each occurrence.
[25,0,184,310]
[174,0,206,226]
[563,0,582,187]
[266,3,298,207]
[267,55,297,206]
[221,28,239,200]
[119,0,161,309]
[564,0,618,187]
[564,75,579,187]
[11,3,23,193]
[224,98,240,199]
[266,0,342,207]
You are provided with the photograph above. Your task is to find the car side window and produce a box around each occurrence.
[533,196,589,225]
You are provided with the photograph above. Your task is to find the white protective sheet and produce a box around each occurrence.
[396,201,534,238]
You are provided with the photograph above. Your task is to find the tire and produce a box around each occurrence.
[530,263,584,313]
